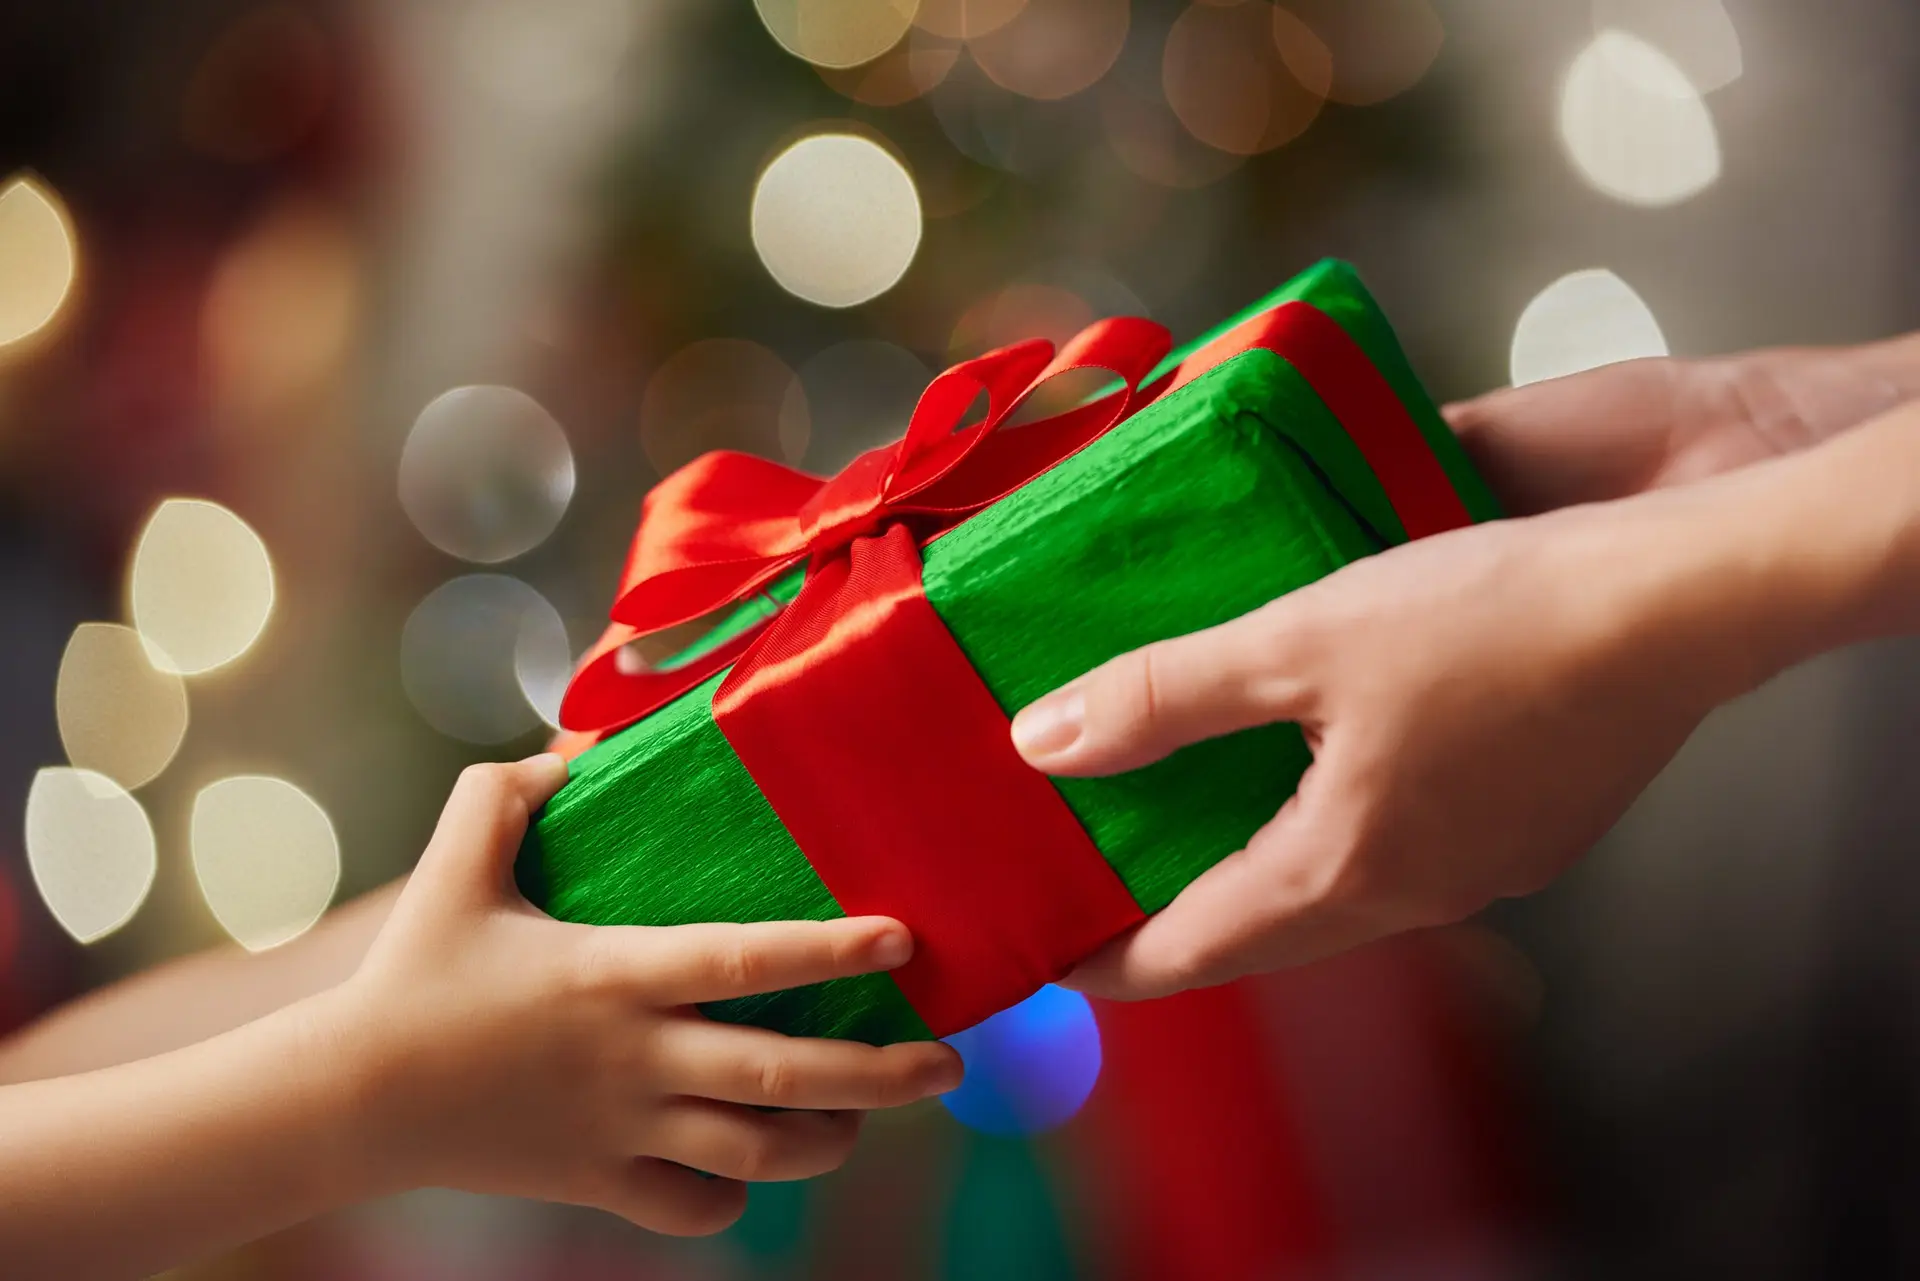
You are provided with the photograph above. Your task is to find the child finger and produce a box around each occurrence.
[417,755,569,894]
[656,1020,963,1110]
[643,1100,862,1183]
[603,917,913,1004]
[598,1157,747,1237]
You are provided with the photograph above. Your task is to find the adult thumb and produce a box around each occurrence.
[1010,602,1311,778]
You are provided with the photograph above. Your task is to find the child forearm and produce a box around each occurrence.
[0,994,376,1281]
[0,882,400,1084]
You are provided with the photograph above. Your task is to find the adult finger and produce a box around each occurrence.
[655,1019,962,1110]
[598,1158,747,1236]
[644,1100,862,1183]
[585,917,914,1006]
[415,755,570,898]
[1010,604,1311,778]
[1063,785,1379,999]
[1441,359,1686,515]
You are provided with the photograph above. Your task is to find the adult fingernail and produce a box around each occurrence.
[870,926,912,969]
[1011,690,1084,761]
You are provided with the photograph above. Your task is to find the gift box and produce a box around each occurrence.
[515,260,1499,1045]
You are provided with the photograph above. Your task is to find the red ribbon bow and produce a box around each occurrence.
[557,300,1471,1036]
[560,315,1175,738]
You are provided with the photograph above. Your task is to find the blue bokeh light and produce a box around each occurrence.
[939,984,1103,1137]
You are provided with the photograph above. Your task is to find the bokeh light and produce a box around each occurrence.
[0,175,78,352]
[969,0,1129,102]
[128,498,277,676]
[951,283,1093,359]
[55,623,190,791]
[941,985,1103,1136]
[752,134,923,309]
[1592,0,1742,94]
[793,341,931,473]
[640,339,810,475]
[925,55,1077,176]
[914,0,1027,39]
[1285,0,1445,106]
[1163,1,1330,156]
[400,386,576,564]
[402,575,569,744]
[1101,85,1245,189]
[179,3,334,163]
[202,199,361,417]
[513,600,575,731]
[24,768,157,945]
[1560,30,1722,207]
[817,31,962,106]
[1510,268,1668,388]
[191,776,340,952]
[755,0,919,70]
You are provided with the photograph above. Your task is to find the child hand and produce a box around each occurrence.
[316,755,963,1235]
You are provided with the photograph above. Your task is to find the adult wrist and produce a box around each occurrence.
[1631,406,1920,696]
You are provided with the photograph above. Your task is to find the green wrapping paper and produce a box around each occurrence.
[516,261,1498,1044]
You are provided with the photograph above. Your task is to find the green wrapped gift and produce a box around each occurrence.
[516,260,1498,1045]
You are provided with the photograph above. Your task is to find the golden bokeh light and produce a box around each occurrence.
[191,776,340,952]
[1510,268,1668,388]
[0,175,78,352]
[914,0,1027,39]
[56,623,190,792]
[751,134,923,309]
[756,0,920,70]
[1592,0,1742,94]
[818,32,962,105]
[400,386,576,564]
[969,0,1129,101]
[202,199,361,418]
[1284,0,1444,106]
[950,283,1094,359]
[128,498,277,676]
[24,768,157,945]
[1560,31,1721,208]
[641,339,809,476]
[1101,88,1245,189]
[1163,1,1330,156]
[180,3,333,163]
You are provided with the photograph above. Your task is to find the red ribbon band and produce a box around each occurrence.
[560,300,1470,1035]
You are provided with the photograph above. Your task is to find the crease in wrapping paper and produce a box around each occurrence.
[517,261,1497,1044]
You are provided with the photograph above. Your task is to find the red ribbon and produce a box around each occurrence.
[560,300,1470,1035]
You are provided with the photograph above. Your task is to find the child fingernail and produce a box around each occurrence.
[923,1058,965,1095]
[1011,690,1084,761]
[524,751,567,775]
[871,928,912,969]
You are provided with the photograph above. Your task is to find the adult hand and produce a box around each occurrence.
[1011,457,1851,999]
[1008,334,1920,1001]
[1447,336,1920,514]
